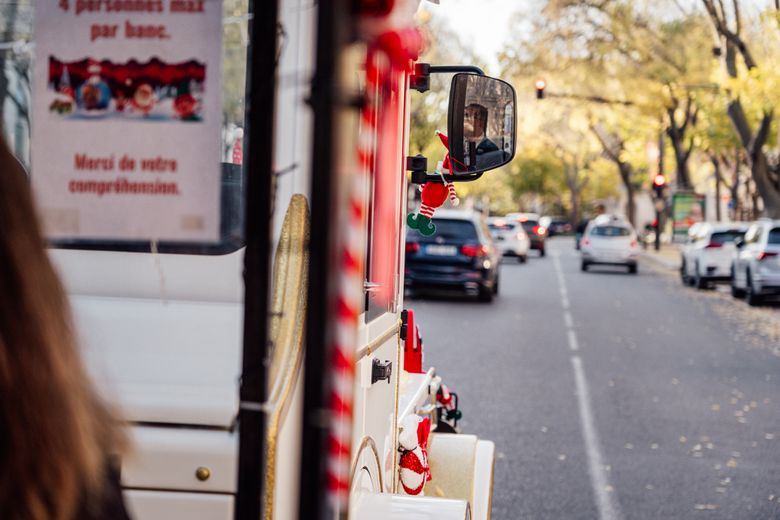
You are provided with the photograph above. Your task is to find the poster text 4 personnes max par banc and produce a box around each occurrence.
[31,0,224,242]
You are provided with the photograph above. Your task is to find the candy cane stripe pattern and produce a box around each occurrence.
[447,182,459,206]
[326,45,387,515]
[419,203,435,218]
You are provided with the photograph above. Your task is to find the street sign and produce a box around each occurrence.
[671,192,705,241]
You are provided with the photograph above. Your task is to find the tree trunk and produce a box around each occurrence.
[730,148,741,220]
[723,100,780,217]
[618,162,636,226]
[712,156,722,221]
[666,103,693,189]
[673,143,691,190]
[750,153,780,217]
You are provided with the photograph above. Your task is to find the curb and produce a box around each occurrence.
[639,250,681,271]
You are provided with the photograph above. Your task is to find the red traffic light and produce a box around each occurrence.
[653,173,666,187]
[535,79,546,99]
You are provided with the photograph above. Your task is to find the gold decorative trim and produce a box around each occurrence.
[349,436,384,493]
[263,194,310,520]
[355,319,402,360]
[391,329,402,493]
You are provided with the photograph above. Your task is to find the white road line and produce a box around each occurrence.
[567,329,580,351]
[572,356,623,520]
[563,311,573,329]
[553,254,570,311]
[553,250,623,520]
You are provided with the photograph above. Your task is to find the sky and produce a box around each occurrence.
[422,0,529,74]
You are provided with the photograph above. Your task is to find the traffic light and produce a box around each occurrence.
[653,173,666,198]
[535,79,546,99]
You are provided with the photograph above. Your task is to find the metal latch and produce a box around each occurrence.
[371,359,392,385]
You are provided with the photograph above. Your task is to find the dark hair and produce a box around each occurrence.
[465,103,488,125]
[0,136,124,520]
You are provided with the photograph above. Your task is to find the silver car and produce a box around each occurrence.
[730,219,780,305]
[681,222,750,289]
[580,216,639,274]
[487,217,530,263]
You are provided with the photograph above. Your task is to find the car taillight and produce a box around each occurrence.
[462,244,488,257]
[757,251,778,261]
[582,238,590,246]
[406,242,420,253]
[630,239,638,248]
[705,242,722,249]
[533,225,547,236]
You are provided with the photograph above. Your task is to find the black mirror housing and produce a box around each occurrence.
[447,73,516,181]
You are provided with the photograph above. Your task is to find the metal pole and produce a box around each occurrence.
[236,0,280,518]
[299,0,351,518]
[655,127,663,251]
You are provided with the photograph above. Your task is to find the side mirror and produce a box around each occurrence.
[734,237,745,249]
[447,73,516,180]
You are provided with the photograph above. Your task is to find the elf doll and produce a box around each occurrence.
[407,132,458,236]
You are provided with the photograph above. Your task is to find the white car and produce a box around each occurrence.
[680,222,750,289]
[580,215,639,273]
[678,222,705,281]
[487,216,530,262]
[730,219,780,305]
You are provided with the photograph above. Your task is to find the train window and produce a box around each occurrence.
[0,1,250,255]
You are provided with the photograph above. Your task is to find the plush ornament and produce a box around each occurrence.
[398,414,431,495]
[406,132,458,236]
[417,416,432,483]
[437,384,454,409]
[407,182,448,236]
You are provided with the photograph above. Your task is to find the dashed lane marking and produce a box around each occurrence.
[552,251,623,520]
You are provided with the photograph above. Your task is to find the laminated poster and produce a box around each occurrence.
[32,0,224,242]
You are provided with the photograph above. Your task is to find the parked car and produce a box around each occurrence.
[680,222,749,289]
[575,218,590,249]
[729,219,780,305]
[507,212,546,256]
[487,216,530,262]
[406,209,500,302]
[580,215,639,273]
[541,215,572,236]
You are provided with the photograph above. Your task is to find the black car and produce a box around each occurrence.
[405,210,500,302]
[520,218,547,256]
[547,218,572,236]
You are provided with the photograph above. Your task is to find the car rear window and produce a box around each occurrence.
[409,219,478,241]
[769,228,780,244]
[520,220,539,230]
[591,226,630,237]
[710,230,745,244]
[489,222,516,231]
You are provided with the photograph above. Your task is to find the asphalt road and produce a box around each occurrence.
[409,237,780,520]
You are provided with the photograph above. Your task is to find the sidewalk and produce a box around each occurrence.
[639,243,681,271]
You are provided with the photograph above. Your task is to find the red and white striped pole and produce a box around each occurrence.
[325,46,387,517]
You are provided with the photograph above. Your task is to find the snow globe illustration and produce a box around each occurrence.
[76,62,112,116]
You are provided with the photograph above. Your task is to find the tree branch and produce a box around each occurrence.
[726,98,754,150]
[750,111,773,159]
[590,124,621,163]
[548,91,635,106]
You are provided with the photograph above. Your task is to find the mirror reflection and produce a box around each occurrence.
[449,74,516,176]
